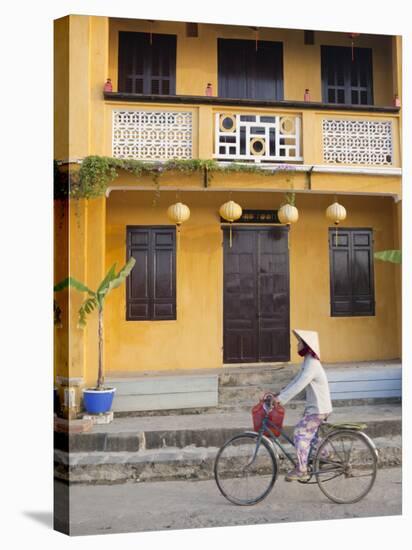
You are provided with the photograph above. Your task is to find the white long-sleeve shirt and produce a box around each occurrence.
[277,355,333,415]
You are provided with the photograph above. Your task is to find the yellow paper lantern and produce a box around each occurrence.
[167,202,191,226]
[278,203,299,225]
[167,202,190,247]
[219,200,242,248]
[326,201,347,246]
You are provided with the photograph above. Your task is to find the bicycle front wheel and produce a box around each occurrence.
[214,432,278,506]
[314,430,378,504]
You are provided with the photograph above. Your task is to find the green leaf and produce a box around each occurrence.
[54,276,94,295]
[77,297,98,328]
[107,257,136,292]
[374,250,402,264]
[97,263,117,295]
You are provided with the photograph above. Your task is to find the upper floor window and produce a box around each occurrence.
[118,32,176,95]
[321,46,373,105]
[218,39,283,100]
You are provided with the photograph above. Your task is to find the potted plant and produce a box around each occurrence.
[54,257,136,414]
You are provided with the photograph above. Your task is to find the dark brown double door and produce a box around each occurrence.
[223,226,290,363]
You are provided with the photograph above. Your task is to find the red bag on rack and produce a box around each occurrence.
[252,392,285,437]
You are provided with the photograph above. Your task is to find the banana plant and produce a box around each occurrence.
[374,250,402,264]
[54,257,136,389]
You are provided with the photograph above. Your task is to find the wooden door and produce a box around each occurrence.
[223,226,290,363]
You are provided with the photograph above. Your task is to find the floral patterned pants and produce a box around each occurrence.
[293,413,328,472]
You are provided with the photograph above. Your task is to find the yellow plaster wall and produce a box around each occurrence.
[108,18,395,105]
[54,16,402,385]
[54,16,110,387]
[54,17,69,159]
[103,189,400,377]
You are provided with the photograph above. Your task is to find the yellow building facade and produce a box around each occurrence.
[54,16,402,389]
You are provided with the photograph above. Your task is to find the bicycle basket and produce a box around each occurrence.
[252,392,285,437]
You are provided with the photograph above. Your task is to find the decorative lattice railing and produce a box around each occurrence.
[213,113,302,163]
[322,119,393,166]
[112,110,193,160]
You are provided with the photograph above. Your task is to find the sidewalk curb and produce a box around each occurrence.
[54,435,402,485]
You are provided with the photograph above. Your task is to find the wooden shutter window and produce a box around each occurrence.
[329,228,375,317]
[321,46,373,106]
[118,32,176,95]
[126,227,176,321]
[218,38,284,100]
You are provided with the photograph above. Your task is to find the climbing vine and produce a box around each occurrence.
[54,156,297,200]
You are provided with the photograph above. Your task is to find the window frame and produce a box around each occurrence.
[329,227,375,317]
[126,225,177,321]
[118,31,177,95]
[321,45,374,106]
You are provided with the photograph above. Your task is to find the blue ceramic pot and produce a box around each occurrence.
[83,388,116,414]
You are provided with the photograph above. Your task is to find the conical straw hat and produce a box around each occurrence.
[292,329,321,359]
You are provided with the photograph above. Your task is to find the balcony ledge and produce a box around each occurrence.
[104,92,400,114]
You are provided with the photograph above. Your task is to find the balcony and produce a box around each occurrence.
[214,113,302,163]
[104,94,401,174]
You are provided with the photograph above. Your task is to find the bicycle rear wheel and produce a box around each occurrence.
[314,430,378,504]
[214,432,278,506]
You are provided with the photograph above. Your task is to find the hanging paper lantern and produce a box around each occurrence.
[219,200,242,248]
[167,202,190,248]
[326,202,347,225]
[167,202,191,226]
[326,201,347,246]
[278,203,299,225]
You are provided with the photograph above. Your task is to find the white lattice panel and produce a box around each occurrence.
[214,113,302,163]
[322,119,393,166]
[112,110,193,160]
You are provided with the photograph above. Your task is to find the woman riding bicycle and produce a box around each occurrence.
[275,329,333,482]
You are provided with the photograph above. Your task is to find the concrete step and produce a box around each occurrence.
[55,403,401,451]
[54,434,402,485]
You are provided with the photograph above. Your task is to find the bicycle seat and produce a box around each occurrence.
[322,422,368,431]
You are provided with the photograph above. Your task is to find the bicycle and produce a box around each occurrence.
[214,402,379,506]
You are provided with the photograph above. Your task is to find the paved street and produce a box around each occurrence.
[56,466,402,536]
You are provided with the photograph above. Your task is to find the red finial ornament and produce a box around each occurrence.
[103,78,112,93]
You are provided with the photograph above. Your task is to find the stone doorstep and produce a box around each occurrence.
[105,361,401,414]
[54,435,402,484]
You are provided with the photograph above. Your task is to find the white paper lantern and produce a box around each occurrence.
[278,203,299,224]
[326,202,347,225]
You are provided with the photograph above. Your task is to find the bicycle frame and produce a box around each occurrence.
[258,416,298,467]
[254,416,345,481]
